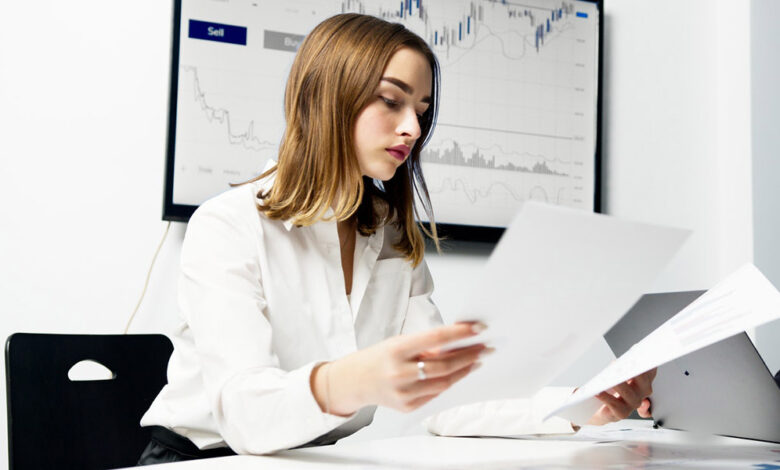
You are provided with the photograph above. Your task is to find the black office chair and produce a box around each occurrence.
[5,333,173,470]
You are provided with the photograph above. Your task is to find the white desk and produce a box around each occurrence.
[133,421,780,469]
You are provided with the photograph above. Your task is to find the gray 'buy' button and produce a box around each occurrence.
[264,30,305,52]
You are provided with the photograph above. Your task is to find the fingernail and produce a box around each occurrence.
[471,322,487,334]
[471,362,482,372]
[480,347,496,357]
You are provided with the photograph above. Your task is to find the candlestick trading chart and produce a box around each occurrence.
[169,0,600,228]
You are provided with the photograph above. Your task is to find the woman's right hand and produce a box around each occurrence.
[312,322,487,415]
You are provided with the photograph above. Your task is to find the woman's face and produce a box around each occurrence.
[353,47,433,181]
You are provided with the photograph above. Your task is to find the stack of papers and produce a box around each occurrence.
[549,263,780,423]
[412,201,780,429]
[413,201,691,418]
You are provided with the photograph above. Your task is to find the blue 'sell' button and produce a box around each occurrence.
[189,19,247,45]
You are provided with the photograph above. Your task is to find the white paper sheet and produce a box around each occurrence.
[549,263,780,422]
[411,202,690,420]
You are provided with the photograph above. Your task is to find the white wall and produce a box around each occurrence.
[0,0,776,462]
[751,0,780,375]
[604,0,753,292]
[0,1,181,466]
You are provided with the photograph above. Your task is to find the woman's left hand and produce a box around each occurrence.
[586,368,657,426]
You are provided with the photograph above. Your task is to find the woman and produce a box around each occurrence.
[138,13,653,464]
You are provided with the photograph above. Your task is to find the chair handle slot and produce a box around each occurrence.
[67,359,116,381]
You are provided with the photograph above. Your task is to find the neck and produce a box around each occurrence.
[337,216,356,237]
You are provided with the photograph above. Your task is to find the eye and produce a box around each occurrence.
[380,96,400,108]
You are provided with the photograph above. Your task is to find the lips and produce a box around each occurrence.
[386,144,410,161]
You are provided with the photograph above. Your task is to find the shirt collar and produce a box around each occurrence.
[281,207,335,232]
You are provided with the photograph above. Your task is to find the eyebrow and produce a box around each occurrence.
[381,77,432,104]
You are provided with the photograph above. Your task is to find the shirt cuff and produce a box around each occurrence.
[223,361,356,454]
[292,361,355,431]
[424,387,577,437]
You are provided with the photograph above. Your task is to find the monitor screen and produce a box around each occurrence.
[163,0,603,242]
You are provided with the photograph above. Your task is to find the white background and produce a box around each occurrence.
[0,0,778,463]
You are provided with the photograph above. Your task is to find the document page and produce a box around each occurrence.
[413,202,690,418]
[549,263,780,422]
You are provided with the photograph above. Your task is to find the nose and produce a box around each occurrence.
[396,107,422,141]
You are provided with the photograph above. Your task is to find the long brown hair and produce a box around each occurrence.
[253,13,440,266]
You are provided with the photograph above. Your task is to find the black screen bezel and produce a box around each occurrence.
[162,0,604,243]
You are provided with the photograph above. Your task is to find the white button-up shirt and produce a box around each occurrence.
[141,172,577,455]
[141,175,443,454]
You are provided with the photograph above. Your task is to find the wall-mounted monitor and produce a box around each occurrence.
[163,0,603,242]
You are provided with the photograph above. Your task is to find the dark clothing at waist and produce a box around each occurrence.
[137,426,236,465]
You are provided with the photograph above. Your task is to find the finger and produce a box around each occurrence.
[418,343,487,361]
[404,361,480,397]
[630,368,656,394]
[646,367,658,381]
[413,347,484,380]
[640,368,657,395]
[397,322,485,358]
[587,403,612,426]
[611,381,641,408]
[637,398,653,418]
[595,390,633,421]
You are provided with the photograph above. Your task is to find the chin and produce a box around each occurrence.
[365,162,401,181]
[375,171,397,182]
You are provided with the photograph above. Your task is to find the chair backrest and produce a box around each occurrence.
[5,333,173,470]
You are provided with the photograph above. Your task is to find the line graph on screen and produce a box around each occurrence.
[166,0,600,233]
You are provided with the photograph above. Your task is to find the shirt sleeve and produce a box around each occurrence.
[399,258,444,334]
[178,196,351,455]
[423,387,577,437]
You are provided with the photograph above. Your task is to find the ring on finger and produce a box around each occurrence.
[417,361,427,381]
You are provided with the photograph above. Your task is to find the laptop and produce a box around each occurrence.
[604,291,780,443]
